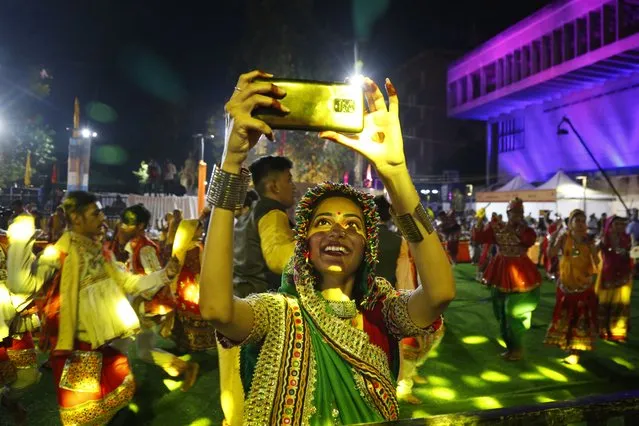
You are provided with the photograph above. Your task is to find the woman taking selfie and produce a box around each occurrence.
[199,70,455,425]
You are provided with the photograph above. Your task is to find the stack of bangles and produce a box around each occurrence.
[205,165,252,211]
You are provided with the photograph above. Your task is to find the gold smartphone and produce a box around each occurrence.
[252,78,364,133]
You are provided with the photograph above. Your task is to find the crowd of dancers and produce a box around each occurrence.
[468,200,633,365]
[0,70,634,426]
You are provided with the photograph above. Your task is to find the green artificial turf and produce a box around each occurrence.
[3,264,639,425]
[403,264,639,418]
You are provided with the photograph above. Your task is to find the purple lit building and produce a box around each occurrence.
[447,0,639,185]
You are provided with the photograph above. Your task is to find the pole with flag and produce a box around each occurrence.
[24,150,32,186]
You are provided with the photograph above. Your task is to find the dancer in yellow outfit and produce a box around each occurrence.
[544,209,599,364]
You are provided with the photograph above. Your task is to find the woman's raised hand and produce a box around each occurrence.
[319,77,406,178]
[222,70,289,167]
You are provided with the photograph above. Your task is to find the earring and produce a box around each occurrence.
[304,250,310,264]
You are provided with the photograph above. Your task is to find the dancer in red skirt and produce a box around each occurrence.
[473,198,542,361]
[544,209,599,364]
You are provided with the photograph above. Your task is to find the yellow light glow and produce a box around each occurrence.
[480,370,510,383]
[535,396,556,403]
[462,336,489,345]
[411,410,430,417]
[537,366,568,382]
[557,358,586,373]
[0,285,11,305]
[179,354,192,362]
[128,403,140,413]
[427,350,439,359]
[189,418,213,426]
[430,387,456,400]
[461,375,485,388]
[41,245,60,262]
[7,215,35,242]
[163,379,182,391]
[519,372,545,381]
[563,354,580,366]
[496,338,507,348]
[182,280,200,304]
[116,299,140,329]
[172,220,199,264]
[327,265,343,272]
[612,357,635,370]
[473,396,502,410]
[427,376,451,387]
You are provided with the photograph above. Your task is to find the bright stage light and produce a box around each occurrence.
[81,128,98,138]
[349,74,365,87]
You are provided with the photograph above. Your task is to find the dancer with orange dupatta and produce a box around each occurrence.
[596,215,633,342]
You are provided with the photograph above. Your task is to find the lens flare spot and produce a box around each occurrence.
[86,101,118,123]
[128,403,139,413]
[535,396,556,403]
[411,410,430,417]
[94,145,129,166]
[496,338,507,348]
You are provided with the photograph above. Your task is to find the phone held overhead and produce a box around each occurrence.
[252,78,365,133]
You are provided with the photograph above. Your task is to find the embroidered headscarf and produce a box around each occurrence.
[279,182,380,307]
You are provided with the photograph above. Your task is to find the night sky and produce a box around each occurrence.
[0,0,552,187]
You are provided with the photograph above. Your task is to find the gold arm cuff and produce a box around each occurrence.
[392,207,424,243]
[391,202,435,242]
[414,202,435,235]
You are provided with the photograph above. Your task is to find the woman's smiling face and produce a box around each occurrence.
[307,196,366,276]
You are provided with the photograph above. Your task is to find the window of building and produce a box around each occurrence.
[497,117,525,153]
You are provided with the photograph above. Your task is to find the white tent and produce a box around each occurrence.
[536,170,614,217]
[496,174,535,192]
[473,171,615,219]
